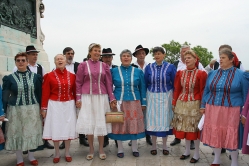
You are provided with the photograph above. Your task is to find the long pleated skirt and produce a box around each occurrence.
[5,104,43,151]
[145,90,173,137]
[108,100,145,141]
[43,100,77,141]
[76,94,112,136]
[171,100,202,140]
[201,104,241,150]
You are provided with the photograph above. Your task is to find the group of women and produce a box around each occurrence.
[0,43,249,166]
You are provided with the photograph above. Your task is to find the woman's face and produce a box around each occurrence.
[89,47,101,61]
[15,56,28,71]
[219,54,233,69]
[55,55,66,70]
[120,53,132,66]
[184,54,197,68]
[154,51,165,64]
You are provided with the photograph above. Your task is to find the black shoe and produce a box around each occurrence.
[146,135,152,145]
[103,136,109,147]
[23,150,28,154]
[44,140,54,149]
[170,138,181,146]
[59,141,65,149]
[128,140,132,146]
[79,134,89,147]
[115,140,118,148]
[190,140,195,150]
[212,148,227,155]
[221,148,226,153]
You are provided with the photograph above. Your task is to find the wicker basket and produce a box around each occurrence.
[105,112,124,123]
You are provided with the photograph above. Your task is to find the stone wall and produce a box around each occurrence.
[0,0,50,84]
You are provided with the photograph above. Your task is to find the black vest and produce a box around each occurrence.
[27,64,43,77]
[74,62,80,74]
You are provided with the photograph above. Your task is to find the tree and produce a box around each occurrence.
[192,45,213,67]
[151,40,213,67]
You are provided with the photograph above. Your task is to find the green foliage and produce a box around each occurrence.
[150,40,213,67]
[192,46,213,67]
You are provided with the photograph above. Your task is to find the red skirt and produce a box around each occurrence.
[173,128,200,140]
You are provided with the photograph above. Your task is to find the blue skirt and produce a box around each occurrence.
[146,129,173,137]
[108,132,145,141]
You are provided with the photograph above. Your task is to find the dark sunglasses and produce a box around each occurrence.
[16,59,26,62]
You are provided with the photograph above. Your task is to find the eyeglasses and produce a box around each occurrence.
[16,59,26,62]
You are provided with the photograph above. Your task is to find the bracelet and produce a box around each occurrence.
[42,110,47,112]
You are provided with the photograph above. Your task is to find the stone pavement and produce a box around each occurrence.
[0,136,249,166]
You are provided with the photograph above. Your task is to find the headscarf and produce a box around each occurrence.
[232,52,239,67]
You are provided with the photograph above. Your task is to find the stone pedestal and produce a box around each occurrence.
[0,0,50,84]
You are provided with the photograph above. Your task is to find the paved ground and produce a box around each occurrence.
[0,136,249,166]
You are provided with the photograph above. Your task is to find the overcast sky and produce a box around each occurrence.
[41,0,249,70]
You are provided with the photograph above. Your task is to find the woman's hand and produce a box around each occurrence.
[200,109,205,114]
[241,116,246,126]
[110,100,117,110]
[142,106,146,111]
[0,116,5,121]
[76,101,82,109]
[40,110,47,118]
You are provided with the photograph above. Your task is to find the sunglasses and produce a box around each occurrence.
[16,59,26,62]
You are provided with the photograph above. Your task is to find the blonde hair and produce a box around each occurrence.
[184,50,197,59]
[88,43,101,59]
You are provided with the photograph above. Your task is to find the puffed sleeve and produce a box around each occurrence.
[172,71,182,106]
[199,70,208,99]
[75,62,85,101]
[170,64,177,89]
[241,71,249,105]
[201,70,214,108]
[104,63,115,102]
[72,74,76,101]
[41,73,50,109]
[34,74,42,105]
[2,75,11,113]
[0,85,4,116]
[144,64,150,90]
[242,90,249,118]
[138,69,146,106]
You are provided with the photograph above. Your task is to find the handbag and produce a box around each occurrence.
[105,112,124,123]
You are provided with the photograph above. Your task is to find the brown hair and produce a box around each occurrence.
[219,44,232,51]
[219,48,234,60]
[184,50,197,58]
[14,52,28,61]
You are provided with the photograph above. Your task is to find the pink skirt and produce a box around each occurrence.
[201,104,240,150]
[112,100,144,134]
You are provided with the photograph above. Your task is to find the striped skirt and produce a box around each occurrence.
[145,90,173,137]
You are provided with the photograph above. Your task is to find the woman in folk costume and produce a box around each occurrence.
[171,50,207,163]
[0,85,5,150]
[2,52,43,166]
[144,46,176,155]
[76,43,116,160]
[108,49,146,158]
[41,54,77,163]
[201,48,249,166]
[241,91,249,154]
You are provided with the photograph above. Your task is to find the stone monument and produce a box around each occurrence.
[0,0,50,83]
